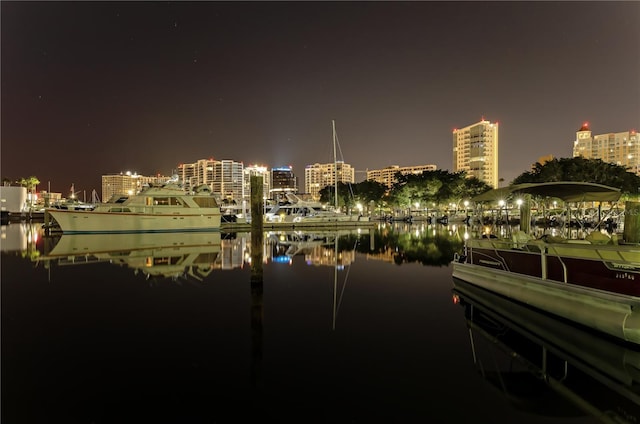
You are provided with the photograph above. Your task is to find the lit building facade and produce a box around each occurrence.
[243,164,271,201]
[270,166,298,201]
[212,160,244,202]
[366,164,438,189]
[177,159,245,201]
[177,159,215,192]
[572,123,639,176]
[452,119,499,188]
[101,172,170,202]
[304,161,355,201]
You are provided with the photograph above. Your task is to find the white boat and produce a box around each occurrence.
[46,181,221,234]
[51,198,96,211]
[452,181,640,345]
[265,193,369,225]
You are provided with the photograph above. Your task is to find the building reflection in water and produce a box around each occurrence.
[2,222,470,281]
[452,277,640,422]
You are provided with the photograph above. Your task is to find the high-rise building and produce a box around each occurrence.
[177,159,215,192]
[572,123,639,176]
[101,172,170,202]
[212,160,244,202]
[243,164,271,201]
[452,119,499,188]
[177,159,245,201]
[304,161,355,201]
[366,164,438,189]
[270,166,298,201]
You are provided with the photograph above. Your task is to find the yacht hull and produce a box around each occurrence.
[452,239,640,345]
[47,209,221,234]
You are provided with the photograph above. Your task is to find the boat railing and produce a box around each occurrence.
[468,237,640,285]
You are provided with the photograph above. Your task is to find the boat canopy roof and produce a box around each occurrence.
[471,181,622,203]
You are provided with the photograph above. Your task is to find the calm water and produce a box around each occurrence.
[1,222,627,423]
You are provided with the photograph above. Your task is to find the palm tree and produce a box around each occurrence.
[18,176,40,209]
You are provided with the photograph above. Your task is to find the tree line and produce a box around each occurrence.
[319,158,640,213]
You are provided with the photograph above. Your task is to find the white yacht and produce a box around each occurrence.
[265,193,369,224]
[47,181,221,234]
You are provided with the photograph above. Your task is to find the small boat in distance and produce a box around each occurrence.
[452,181,640,345]
[51,198,96,211]
[46,179,222,234]
[265,193,370,225]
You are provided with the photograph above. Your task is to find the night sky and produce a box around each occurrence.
[2,1,639,195]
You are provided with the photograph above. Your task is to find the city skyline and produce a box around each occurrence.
[2,1,639,194]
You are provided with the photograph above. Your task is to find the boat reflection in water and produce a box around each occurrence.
[37,231,222,281]
[266,229,360,266]
[21,222,468,281]
[452,277,640,423]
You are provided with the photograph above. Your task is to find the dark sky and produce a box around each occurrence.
[2,1,639,194]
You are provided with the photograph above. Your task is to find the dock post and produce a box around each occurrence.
[623,201,640,244]
[250,175,264,282]
[44,209,50,235]
[250,175,264,234]
[520,194,531,234]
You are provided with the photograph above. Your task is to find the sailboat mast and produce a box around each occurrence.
[332,120,338,210]
[333,235,338,330]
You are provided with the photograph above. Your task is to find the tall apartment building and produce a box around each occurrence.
[572,123,639,176]
[177,159,215,192]
[212,160,244,202]
[452,119,499,188]
[243,164,271,201]
[177,159,245,202]
[366,164,438,189]
[304,161,354,201]
[270,166,297,201]
[101,172,170,202]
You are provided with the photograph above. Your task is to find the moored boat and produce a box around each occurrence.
[46,180,221,234]
[51,198,96,211]
[452,182,640,345]
[265,193,371,226]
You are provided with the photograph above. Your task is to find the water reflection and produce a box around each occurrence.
[452,277,640,422]
[0,222,42,259]
[358,222,465,266]
[36,231,222,281]
[3,221,611,423]
[2,222,468,279]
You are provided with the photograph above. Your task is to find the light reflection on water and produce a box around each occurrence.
[0,222,615,423]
